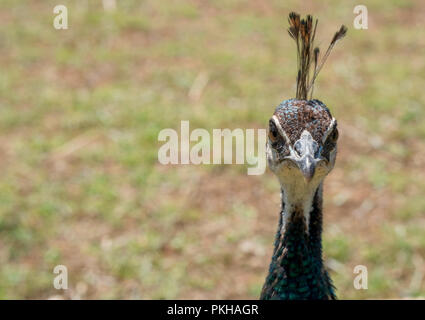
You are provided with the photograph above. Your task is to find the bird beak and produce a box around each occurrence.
[297,155,316,183]
[292,130,318,183]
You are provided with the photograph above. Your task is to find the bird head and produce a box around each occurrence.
[267,99,338,203]
[266,12,345,207]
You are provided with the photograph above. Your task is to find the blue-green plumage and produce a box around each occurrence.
[260,187,336,300]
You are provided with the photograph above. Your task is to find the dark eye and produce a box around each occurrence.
[330,128,339,142]
[268,121,279,143]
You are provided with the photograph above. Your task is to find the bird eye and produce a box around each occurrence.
[268,121,279,142]
[330,128,339,142]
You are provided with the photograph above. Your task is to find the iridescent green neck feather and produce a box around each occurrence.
[260,184,336,300]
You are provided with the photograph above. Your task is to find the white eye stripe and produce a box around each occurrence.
[322,117,337,144]
[271,115,291,146]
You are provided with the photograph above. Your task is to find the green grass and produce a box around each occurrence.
[0,0,424,299]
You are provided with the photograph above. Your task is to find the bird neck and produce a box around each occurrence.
[279,183,324,260]
[261,183,328,299]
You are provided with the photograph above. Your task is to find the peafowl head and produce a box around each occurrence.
[266,12,346,209]
[267,99,338,205]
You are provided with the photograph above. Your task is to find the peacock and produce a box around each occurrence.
[260,12,347,300]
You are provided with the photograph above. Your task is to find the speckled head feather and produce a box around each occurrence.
[274,99,332,145]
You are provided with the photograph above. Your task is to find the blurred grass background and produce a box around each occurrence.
[0,0,424,299]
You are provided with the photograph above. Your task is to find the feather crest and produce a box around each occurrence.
[286,12,347,100]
